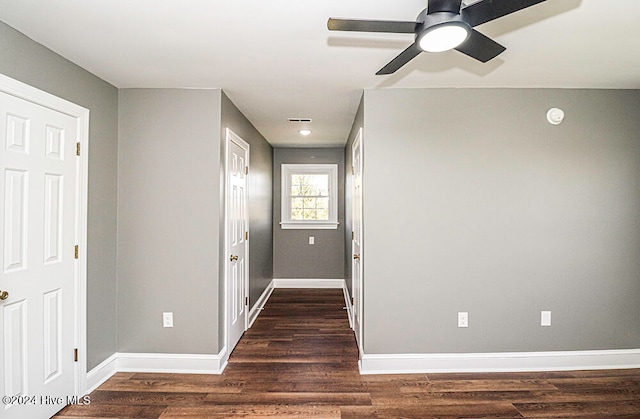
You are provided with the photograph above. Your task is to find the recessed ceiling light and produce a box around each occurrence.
[299,129,312,136]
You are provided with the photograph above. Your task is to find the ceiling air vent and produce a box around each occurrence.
[288,118,312,123]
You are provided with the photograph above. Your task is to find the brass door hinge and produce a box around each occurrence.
[245,296,249,306]
[74,348,78,362]
[352,231,355,240]
[74,245,79,259]
[351,297,354,305]
[245,231,249,240]
[76,142,80,156]
[245,166,249,175]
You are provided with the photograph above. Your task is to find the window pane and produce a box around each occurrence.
[301,184,314,196]
[319,178,329,195]
[292,198,304,209]
[316,209,329,220]
[291,174,329,197]
[316,197,329,209]
[311,175,329,196]
[303,209,317,220]
[291,208,304,220]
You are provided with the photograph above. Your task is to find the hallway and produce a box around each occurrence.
[56,289,640,418]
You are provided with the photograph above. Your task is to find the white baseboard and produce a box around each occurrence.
[86,354,118,393]
[272,278,345,289]
[342,282,354,330]
[359,349,640,374]
[85,348,228,389]
[117,350,227,374]
[249,280,274,328]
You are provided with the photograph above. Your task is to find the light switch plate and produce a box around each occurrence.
[541,311,551,327]
[163,312,173,328]
[309,236,315,245]
[458,312,468,328]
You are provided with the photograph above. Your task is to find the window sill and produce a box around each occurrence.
[280,221,339,230]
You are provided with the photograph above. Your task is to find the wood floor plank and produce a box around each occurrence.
[398,379,558,393]
[341,402,524,418]
[514,399,640,417]
[55,403,167,418]
[160,405,341,418]
[97,378,244,393]
[88,390,210,406]
[375,390,545,405]
[548,376,640,391]
[426,371,575,381]
[529,388,640,403]
[54,289,640,418]
[204,391,372,406]
[240,380,366,393]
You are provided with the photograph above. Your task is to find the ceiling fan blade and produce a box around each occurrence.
[454,29,506,62]
[462,0,547,27]
[328,18,418,34]
[376,43,422,75]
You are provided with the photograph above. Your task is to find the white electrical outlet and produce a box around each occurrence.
[541,311,551,327]
[163,312,173,328]
[309,236,315,245]
[458,312,469,328]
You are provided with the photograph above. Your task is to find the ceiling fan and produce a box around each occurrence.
[327,0,548,75]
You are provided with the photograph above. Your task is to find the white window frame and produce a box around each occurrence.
[280,163,339,230]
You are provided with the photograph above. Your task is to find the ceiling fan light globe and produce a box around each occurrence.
[418,22,470,52]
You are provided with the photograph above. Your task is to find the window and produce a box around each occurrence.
[281,164,338,229]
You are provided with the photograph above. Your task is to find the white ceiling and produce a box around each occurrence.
[1,0,639,147]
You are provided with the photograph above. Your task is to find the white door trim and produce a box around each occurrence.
[223,127,250,358]
[0,73,90,395]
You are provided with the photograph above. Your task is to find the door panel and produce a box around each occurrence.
[44,174,64,264]
[3,300,27,398]
[1,91,77,418]
[3,169,27,272]
[43,288,62,384]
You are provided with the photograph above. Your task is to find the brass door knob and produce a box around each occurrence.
[229,255,238,261]
[353,254,360,260]
[0,290,8,301]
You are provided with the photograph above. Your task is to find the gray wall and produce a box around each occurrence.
[344,96,364,297]
[273,148,345,279]
[363,88,640,354]
[118,89,222,354]
[220,92,273,317]
[0,21,119,370]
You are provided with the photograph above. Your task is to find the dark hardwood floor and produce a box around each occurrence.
[57,289,640,418]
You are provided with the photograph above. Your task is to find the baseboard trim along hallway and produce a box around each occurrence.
[86,280,640,395]
[248,280,275,328]
[272,278,345,288]
[359,349,640,375]
[62,289,640,418]
[86,349,228,393]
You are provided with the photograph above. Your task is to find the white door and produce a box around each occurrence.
[351,128,363,351]
[225,129,249,354]
[0,91,78,418]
